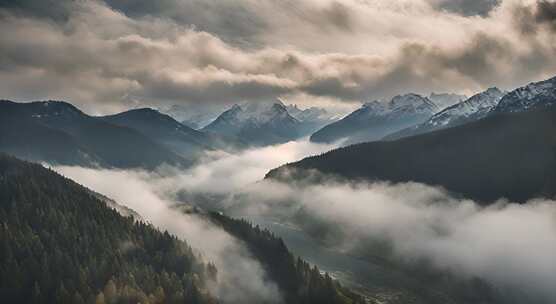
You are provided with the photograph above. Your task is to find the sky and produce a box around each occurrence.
[1,0,556,114]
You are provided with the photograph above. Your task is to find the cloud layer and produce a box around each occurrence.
[55,139,556,302]
[1,0,556,114]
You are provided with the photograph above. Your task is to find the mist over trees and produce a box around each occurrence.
[0,154,217,304]
[268,105,556,204]
[209,213,365,304]
[0,154,364,304]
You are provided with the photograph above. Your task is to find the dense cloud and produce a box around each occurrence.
[55,140,556,303]
[0,0,555,114]
[514,0,556,33]
[429,0,501,16]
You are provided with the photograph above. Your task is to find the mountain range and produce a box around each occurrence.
[266,75,556,203]
[99,108,243,158]
[310,93,439,145]
[160,103,225,130]
[386,87,505,140]
[492,75,556,113]
[0,100,252,169]
[0,100,188,169]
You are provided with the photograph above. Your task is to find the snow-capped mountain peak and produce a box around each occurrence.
[349,94,436,121]
[427,87,505,127]
[383,88,506,141]
[362,100,389,114]
[202,100,302,145]
[310,93,437,145]
[493,76,556,113]
[389,93,439,115]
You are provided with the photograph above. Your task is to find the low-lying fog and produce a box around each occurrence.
[55,140,556,303]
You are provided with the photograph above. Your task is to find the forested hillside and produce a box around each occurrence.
[0,154,364,304]
[0,154,216,304]
[209,213,365,304]
[268,105,556,203]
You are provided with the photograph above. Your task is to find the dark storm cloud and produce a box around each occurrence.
[431,0,501,16]
[0,0,72,20]
[103,0,267,47]
[512,0,556,35]
[301,29,555,101]
[0,0,266,47]
[536,0,556,30]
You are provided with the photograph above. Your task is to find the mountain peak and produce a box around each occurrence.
[493,75,556,113]
[105,107,179,123]
[484,87,502,94]
[311,93,438,145]
[426,87,505,127]
[388,93,438,115]
[4,100,87,118]
[202,100,301,145]
[270,102,287,112]
[129,107,159,114]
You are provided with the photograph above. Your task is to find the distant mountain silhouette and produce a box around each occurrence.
[0,100,188,169]
[100,108,244,159]
[286,104,339,137]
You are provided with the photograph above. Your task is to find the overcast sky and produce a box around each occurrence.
[1,0,555,114]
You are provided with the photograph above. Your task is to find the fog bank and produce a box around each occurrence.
[56,139,556,302]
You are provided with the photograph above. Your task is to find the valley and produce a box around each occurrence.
[2,1,556,303]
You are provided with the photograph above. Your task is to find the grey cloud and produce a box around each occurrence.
[0,0,266,47]
[299,30,553,101]
[103,0,267,47]
[536,0,556,30]
[57,140,556,303]
[138,69,295,104]
[430,0,501,16]
[321,1,353,31]
[0,0,556,113]
[0,0,72,21]
[512,0,556,35]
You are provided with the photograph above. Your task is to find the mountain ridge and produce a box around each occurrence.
[385,87,505,140]
[0,100,188,169]
[267,105,556,204]
[310,93,438,145]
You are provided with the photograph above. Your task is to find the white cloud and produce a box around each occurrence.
[55,139,556,302]
[54,165,283,303]
[1,0,555,114]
